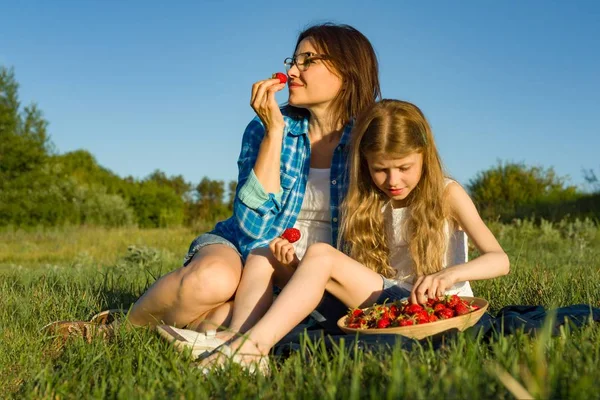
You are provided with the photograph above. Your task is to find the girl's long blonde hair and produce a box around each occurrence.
[340,99,449,278]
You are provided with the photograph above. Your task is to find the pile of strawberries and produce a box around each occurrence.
[345,295,480,329]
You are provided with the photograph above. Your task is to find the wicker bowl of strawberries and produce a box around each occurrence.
[337,295,489,340]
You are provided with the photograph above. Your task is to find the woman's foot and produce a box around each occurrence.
[196,335,270,375]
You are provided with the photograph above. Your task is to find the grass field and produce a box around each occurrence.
[1,220,599,399]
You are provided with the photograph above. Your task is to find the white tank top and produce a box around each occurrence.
[384,180,474,296]
[293,168,332,259]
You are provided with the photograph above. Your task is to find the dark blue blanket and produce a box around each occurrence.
[273,304,600,355]
[475,304,600,336]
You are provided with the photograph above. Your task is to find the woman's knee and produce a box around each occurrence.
[178,256,241,304]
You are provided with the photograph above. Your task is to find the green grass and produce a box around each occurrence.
[1,220,599,399]
[0,226,192,267]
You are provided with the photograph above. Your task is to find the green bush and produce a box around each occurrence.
[53,150,129,195]
[127,181,184,228]
[0,167,78,227]
[73,184,135,227]
[0,164,135,228]
[531,192,600,222]
[468,161,582,222]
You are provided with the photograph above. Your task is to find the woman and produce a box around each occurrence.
[45,23,381,343]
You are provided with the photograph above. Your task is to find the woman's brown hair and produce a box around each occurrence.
[287,23,381,125]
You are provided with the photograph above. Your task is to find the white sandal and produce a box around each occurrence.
[156,325,227,359]
[197,344,270,376]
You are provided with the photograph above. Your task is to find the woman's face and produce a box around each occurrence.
[287,38,343,112]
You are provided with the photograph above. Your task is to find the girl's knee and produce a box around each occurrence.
[246,248,277,271]
[305,242,336,258]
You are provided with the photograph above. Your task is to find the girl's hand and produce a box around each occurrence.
[269,237,299,269]
[250,77,286,135]
[410,269,458,304]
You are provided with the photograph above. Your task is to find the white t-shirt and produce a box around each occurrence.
[383,180,474,296]
[292,168,332,259]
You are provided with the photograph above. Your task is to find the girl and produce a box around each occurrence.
[198,99,510,373]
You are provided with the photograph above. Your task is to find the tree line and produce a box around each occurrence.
[1,66,598,229]
[0,67,235,229]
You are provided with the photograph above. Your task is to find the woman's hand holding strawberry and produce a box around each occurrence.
[250,73,287,136]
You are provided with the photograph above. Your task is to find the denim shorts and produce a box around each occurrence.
[377,276,411,303]
[182,233,241,267]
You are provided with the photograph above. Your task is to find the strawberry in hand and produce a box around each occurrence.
[272,72,288,84]
[270,228,301,268]
[281,228,301,243]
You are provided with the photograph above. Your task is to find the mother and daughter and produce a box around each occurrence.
[192,98,510,373]
[46,22,509,372]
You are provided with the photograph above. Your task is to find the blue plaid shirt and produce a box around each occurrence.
[211,109,352,260]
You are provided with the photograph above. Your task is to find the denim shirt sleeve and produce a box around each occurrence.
[233,117,286,239]
[238,170,284,208]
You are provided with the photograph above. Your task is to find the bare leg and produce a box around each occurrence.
[211,247,295,342]
[127,244,243,328]
[200,243,384,365]
[187,301,234,332]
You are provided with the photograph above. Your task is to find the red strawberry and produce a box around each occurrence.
[446,294,460,308]
[428,314,439,322]
[272,72,288,84]
[437,308,455,320]
[281,228,301,243]
[399,319,414,327]
[351,309,364,318]
[404,304,424,315]
[454,303,471,315]
[433,303,447,313]
[415,311,430,324]
[377,318,391,329]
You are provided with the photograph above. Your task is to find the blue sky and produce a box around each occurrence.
[2,0,599,189]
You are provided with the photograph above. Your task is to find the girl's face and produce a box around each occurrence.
[286,38,343,111]
[367,152,424,208]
